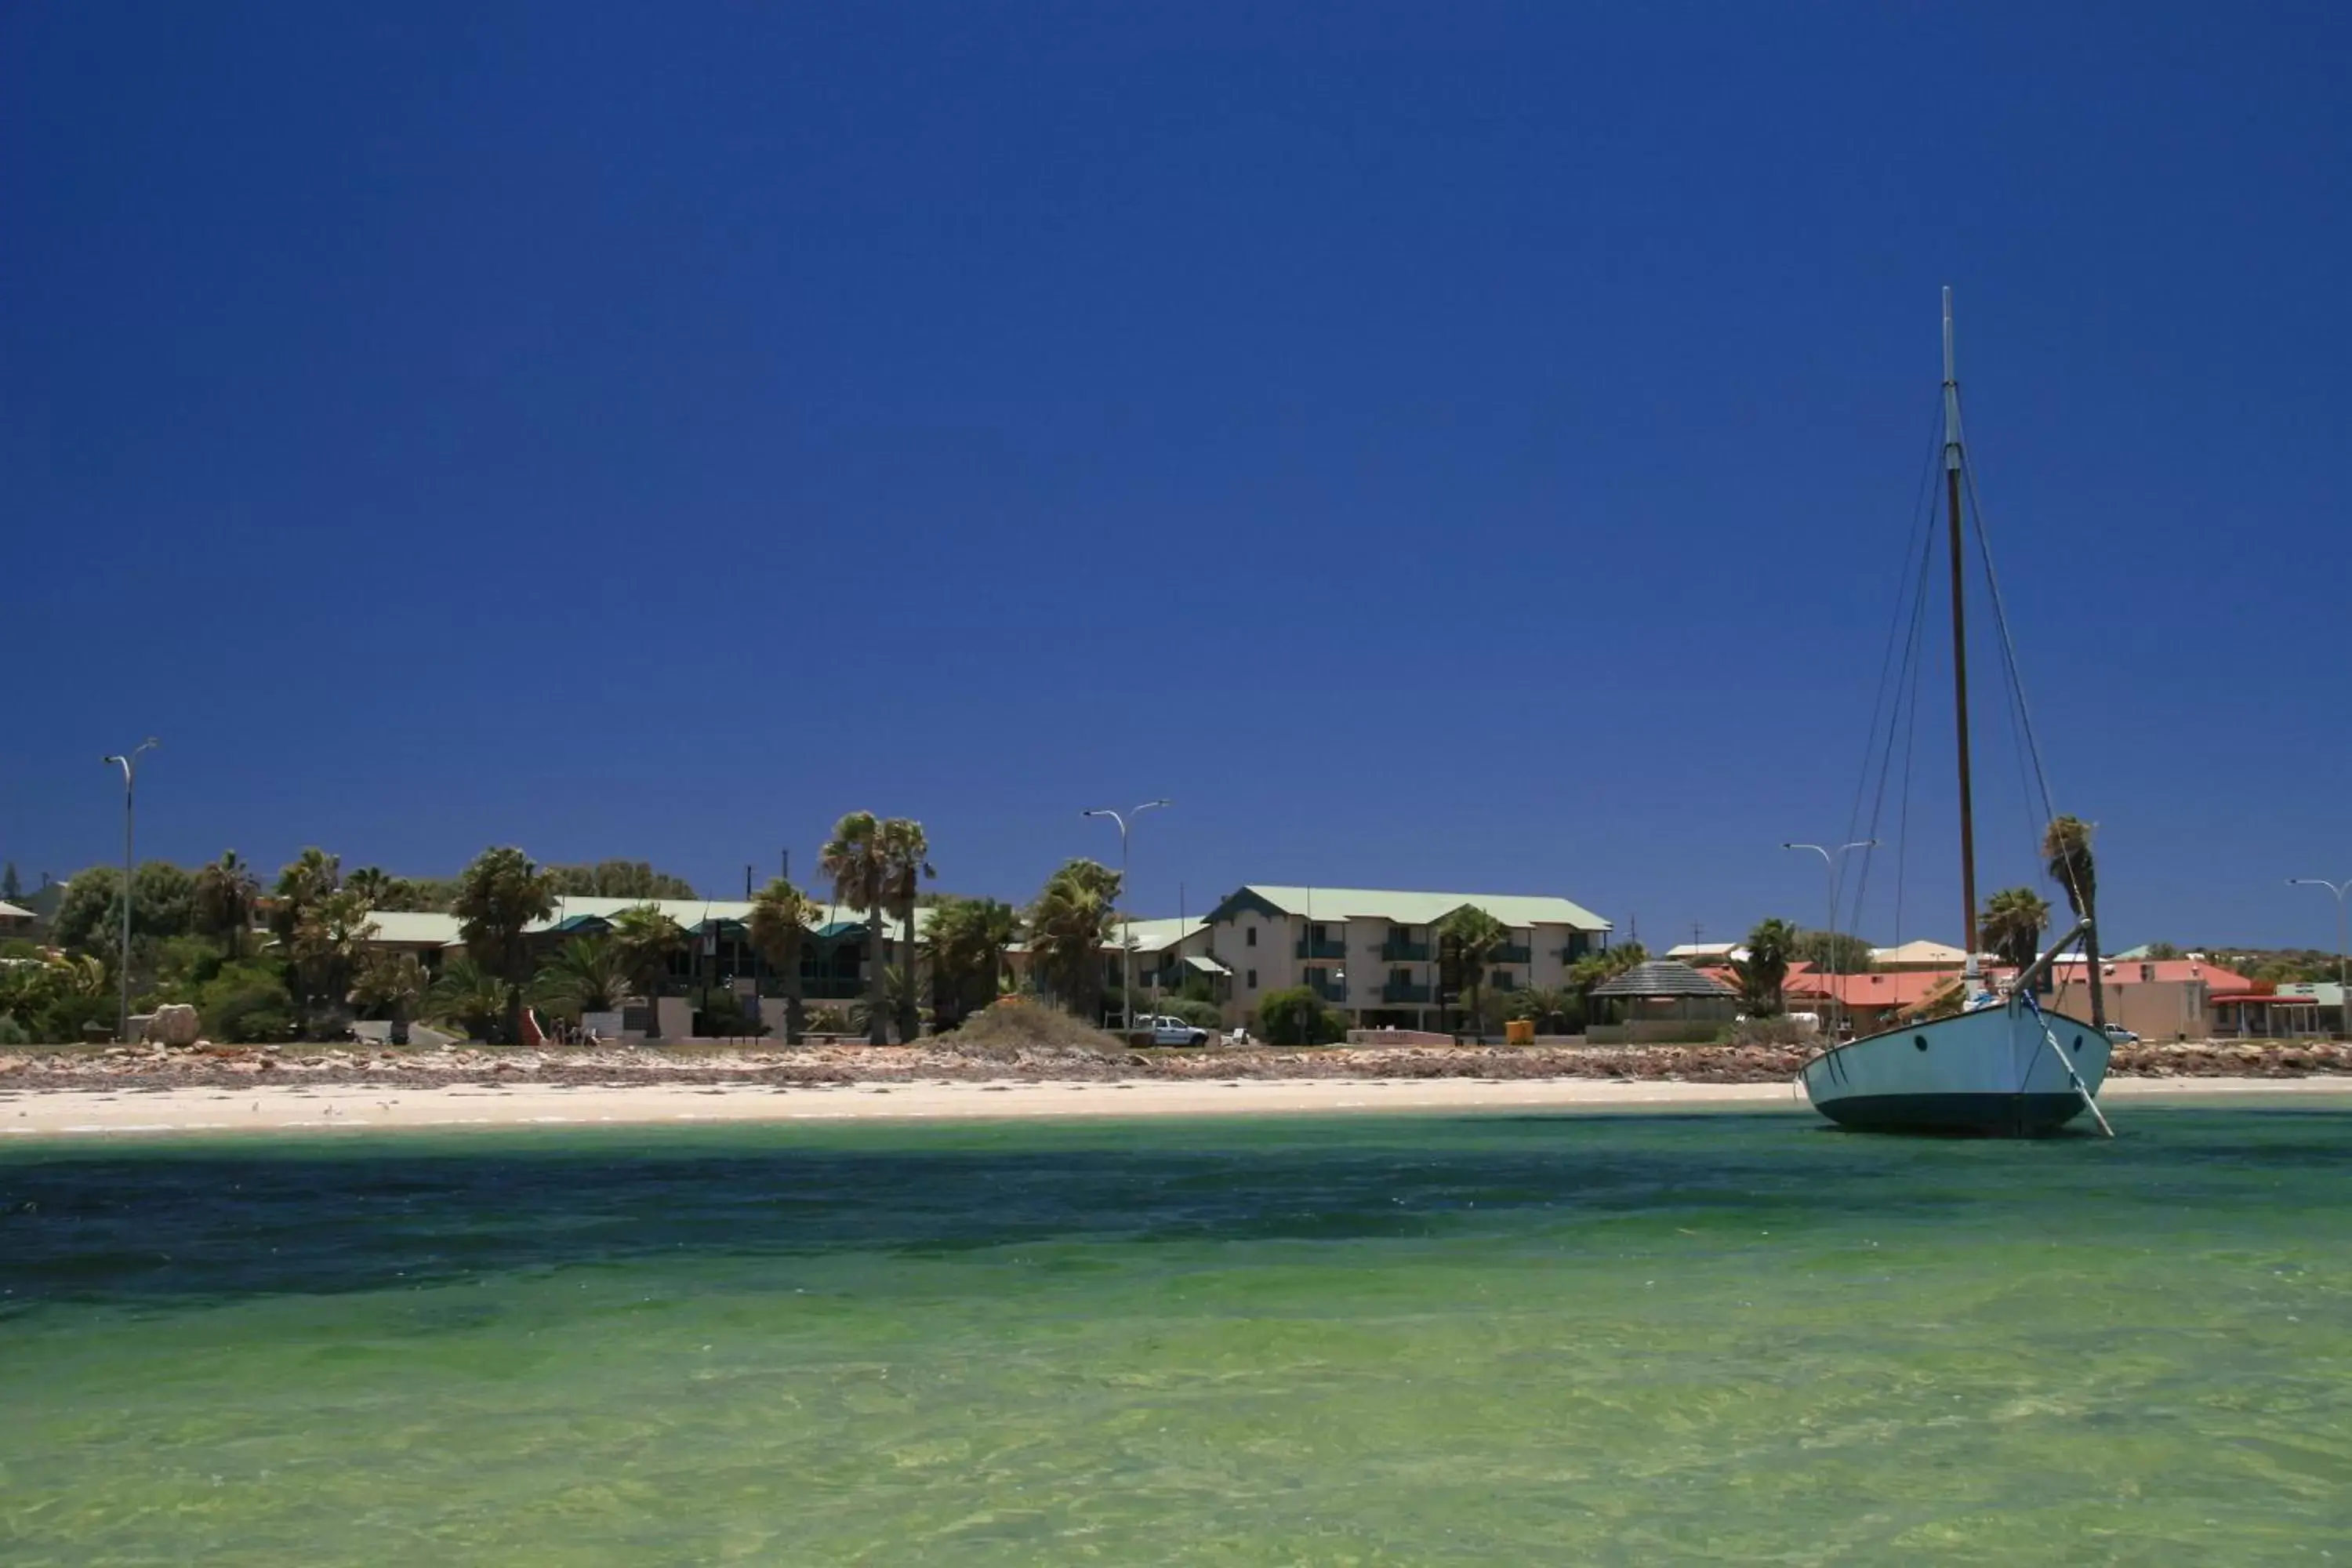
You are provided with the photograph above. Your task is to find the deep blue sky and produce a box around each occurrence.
[5,2,2347,947]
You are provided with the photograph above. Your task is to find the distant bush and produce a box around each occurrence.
[196,962,299,1044]
[804,1007,851,1036]
[0,1014,28,1048]
[1257,986,1348,1046]
[1719,1016,1816,1047]
[940,998,1124,1056]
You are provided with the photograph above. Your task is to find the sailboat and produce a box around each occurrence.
[1799,292,2111,1138]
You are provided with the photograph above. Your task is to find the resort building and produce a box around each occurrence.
[1196,885,1613,1031]
[0,900,36,938]
[346,895,923,1038]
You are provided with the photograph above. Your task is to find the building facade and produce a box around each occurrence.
[1197,885,1613,1031]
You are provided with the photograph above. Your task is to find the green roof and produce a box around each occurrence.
[1207,885,1610,932]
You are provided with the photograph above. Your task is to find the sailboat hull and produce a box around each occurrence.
[1800,1003,2110,1137]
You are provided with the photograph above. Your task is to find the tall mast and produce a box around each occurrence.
[1942,287,1980,967]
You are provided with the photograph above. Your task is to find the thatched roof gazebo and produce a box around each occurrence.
[1588,960,1738,1044]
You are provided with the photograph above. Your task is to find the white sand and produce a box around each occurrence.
[0,1074,2343,1139]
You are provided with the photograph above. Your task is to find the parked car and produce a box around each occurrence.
[1145,1015,1210,1047]
[2103,1024,2141,1045]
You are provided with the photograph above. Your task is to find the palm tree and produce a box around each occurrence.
[1025,859,1120,1022]
[1506,985,1580,1035]
[927,896,1019,1030]
[1732,917,1798,1018]
[1980,887,2051,975]
[353,950,429,1044]
[611,903,687,1037]
[426,956,508,1041]
[820,812,893,1044]
[748,877,817,1044]
[191,851,260,959]
[1436,906,1510,1042]
[880,819,935,1043]
[2042,814,2105,1027]
[270,848,342,947]
[344,866,395,909]
[452,846,558,1044]
[532,933,632,1016]
[288,889,379,1038]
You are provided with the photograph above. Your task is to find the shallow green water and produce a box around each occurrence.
[3,1102,2349,1564]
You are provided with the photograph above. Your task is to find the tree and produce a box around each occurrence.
[50,862,196,975]
[532,934,632,1016]
[546,861,699,898]
[352,950,430,1042]
[452,846,558,1044]
[820,812,894,1044]
[270,848,343,957]
[880,818,934,1042]
[1504,985,1581,1034]
[2,862,19,900]
[1792,929,1874,975]
[2042,815,2105,1028]
[287,889,378,1037]
[192,851,262,959]
[611,903,688,1033]
[1025,858,1120,1022]
[1732,917,1798,1018]
[1436,906,1509,1042]
[748,877,818,1044]
[426,956,507,1041]
[1980,887,2051,975]
[2144,941,2183,961]
[926,896,1019,1030]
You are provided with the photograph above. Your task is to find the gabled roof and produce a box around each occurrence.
[0,900,35,920]
[1207,885,1610,931]
[1667,942,1744,962]
[1590,960,1736,999]
[1116,916,1208,955]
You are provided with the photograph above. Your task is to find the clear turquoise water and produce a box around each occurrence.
[2,1102,2349,1564]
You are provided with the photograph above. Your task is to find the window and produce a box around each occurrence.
[1246,968,1258,989]
[1246,927,1258,947]
[1311,923,1327,942]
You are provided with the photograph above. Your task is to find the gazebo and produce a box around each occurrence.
[1588,960,1739,1044]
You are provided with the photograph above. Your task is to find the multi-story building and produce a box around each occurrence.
[1196,885,1612,1030]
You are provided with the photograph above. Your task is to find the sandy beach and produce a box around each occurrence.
[2,1073,2344,1139]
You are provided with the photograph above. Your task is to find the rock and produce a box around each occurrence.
[147,1004,201,1047]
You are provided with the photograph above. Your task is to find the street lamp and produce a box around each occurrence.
[1083,800,1171,1034]
[100,739,160,1044]
[1784,839,1876,1036]
[2288,877,2350,1039]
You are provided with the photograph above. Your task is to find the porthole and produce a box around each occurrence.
[1913,1035,1929,1051]
[2071,1034,2083,1054]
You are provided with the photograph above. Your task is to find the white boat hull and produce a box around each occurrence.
[1800,1002,2110,1136]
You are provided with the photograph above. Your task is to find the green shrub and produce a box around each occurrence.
[196,961,299,1044]
[1257,986,1348,1046]
[0,1014,29,1047]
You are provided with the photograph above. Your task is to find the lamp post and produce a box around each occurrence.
[100,739,160,1044]
[1784,839,1875,1036]
[2288,877,2351,1039]
[1083,800,1170,1034]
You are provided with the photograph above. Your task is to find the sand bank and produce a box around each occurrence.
[1,1073,2345,1140]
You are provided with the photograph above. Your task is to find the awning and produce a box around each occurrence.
[1183,954,1232,976]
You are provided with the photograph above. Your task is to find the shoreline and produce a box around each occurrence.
[2,1074,2347,1140]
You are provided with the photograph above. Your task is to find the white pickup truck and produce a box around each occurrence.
[1142,1015,1211,1047]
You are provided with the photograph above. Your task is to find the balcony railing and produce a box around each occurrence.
[1380,938,1432,962]
[1489,944,1532,966]
[1307,976,1348,1003]
[1295,937,1347,960]
[1381,980,1432,1004]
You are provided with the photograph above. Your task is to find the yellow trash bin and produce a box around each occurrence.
[1504,1018,1535,1045]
